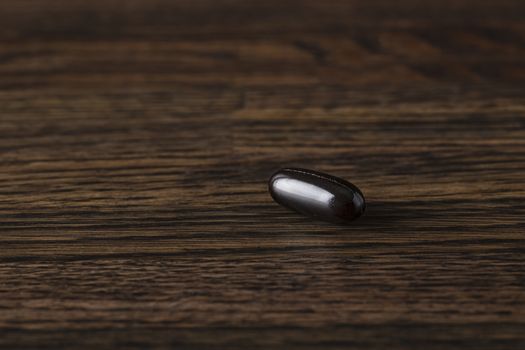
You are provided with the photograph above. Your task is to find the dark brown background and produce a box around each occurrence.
[1,0,525,348]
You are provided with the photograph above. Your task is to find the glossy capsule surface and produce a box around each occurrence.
[268,168,366,224]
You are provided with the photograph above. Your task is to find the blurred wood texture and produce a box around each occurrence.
[1,0,524,349]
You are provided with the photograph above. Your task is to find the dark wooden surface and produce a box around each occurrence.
[1,0,525,348]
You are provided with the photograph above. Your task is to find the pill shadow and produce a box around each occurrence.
[261,199,474,234]
[353,200,449,229]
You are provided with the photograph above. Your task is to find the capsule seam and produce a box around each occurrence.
[282,168,358,196]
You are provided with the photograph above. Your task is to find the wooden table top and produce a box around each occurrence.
[1,0,524,348]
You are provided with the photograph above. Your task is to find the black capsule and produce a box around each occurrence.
[268,168,365,224]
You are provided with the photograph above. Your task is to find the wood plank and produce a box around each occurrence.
[0,0,524,348]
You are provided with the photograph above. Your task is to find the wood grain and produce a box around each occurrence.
[1,0,525,348]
